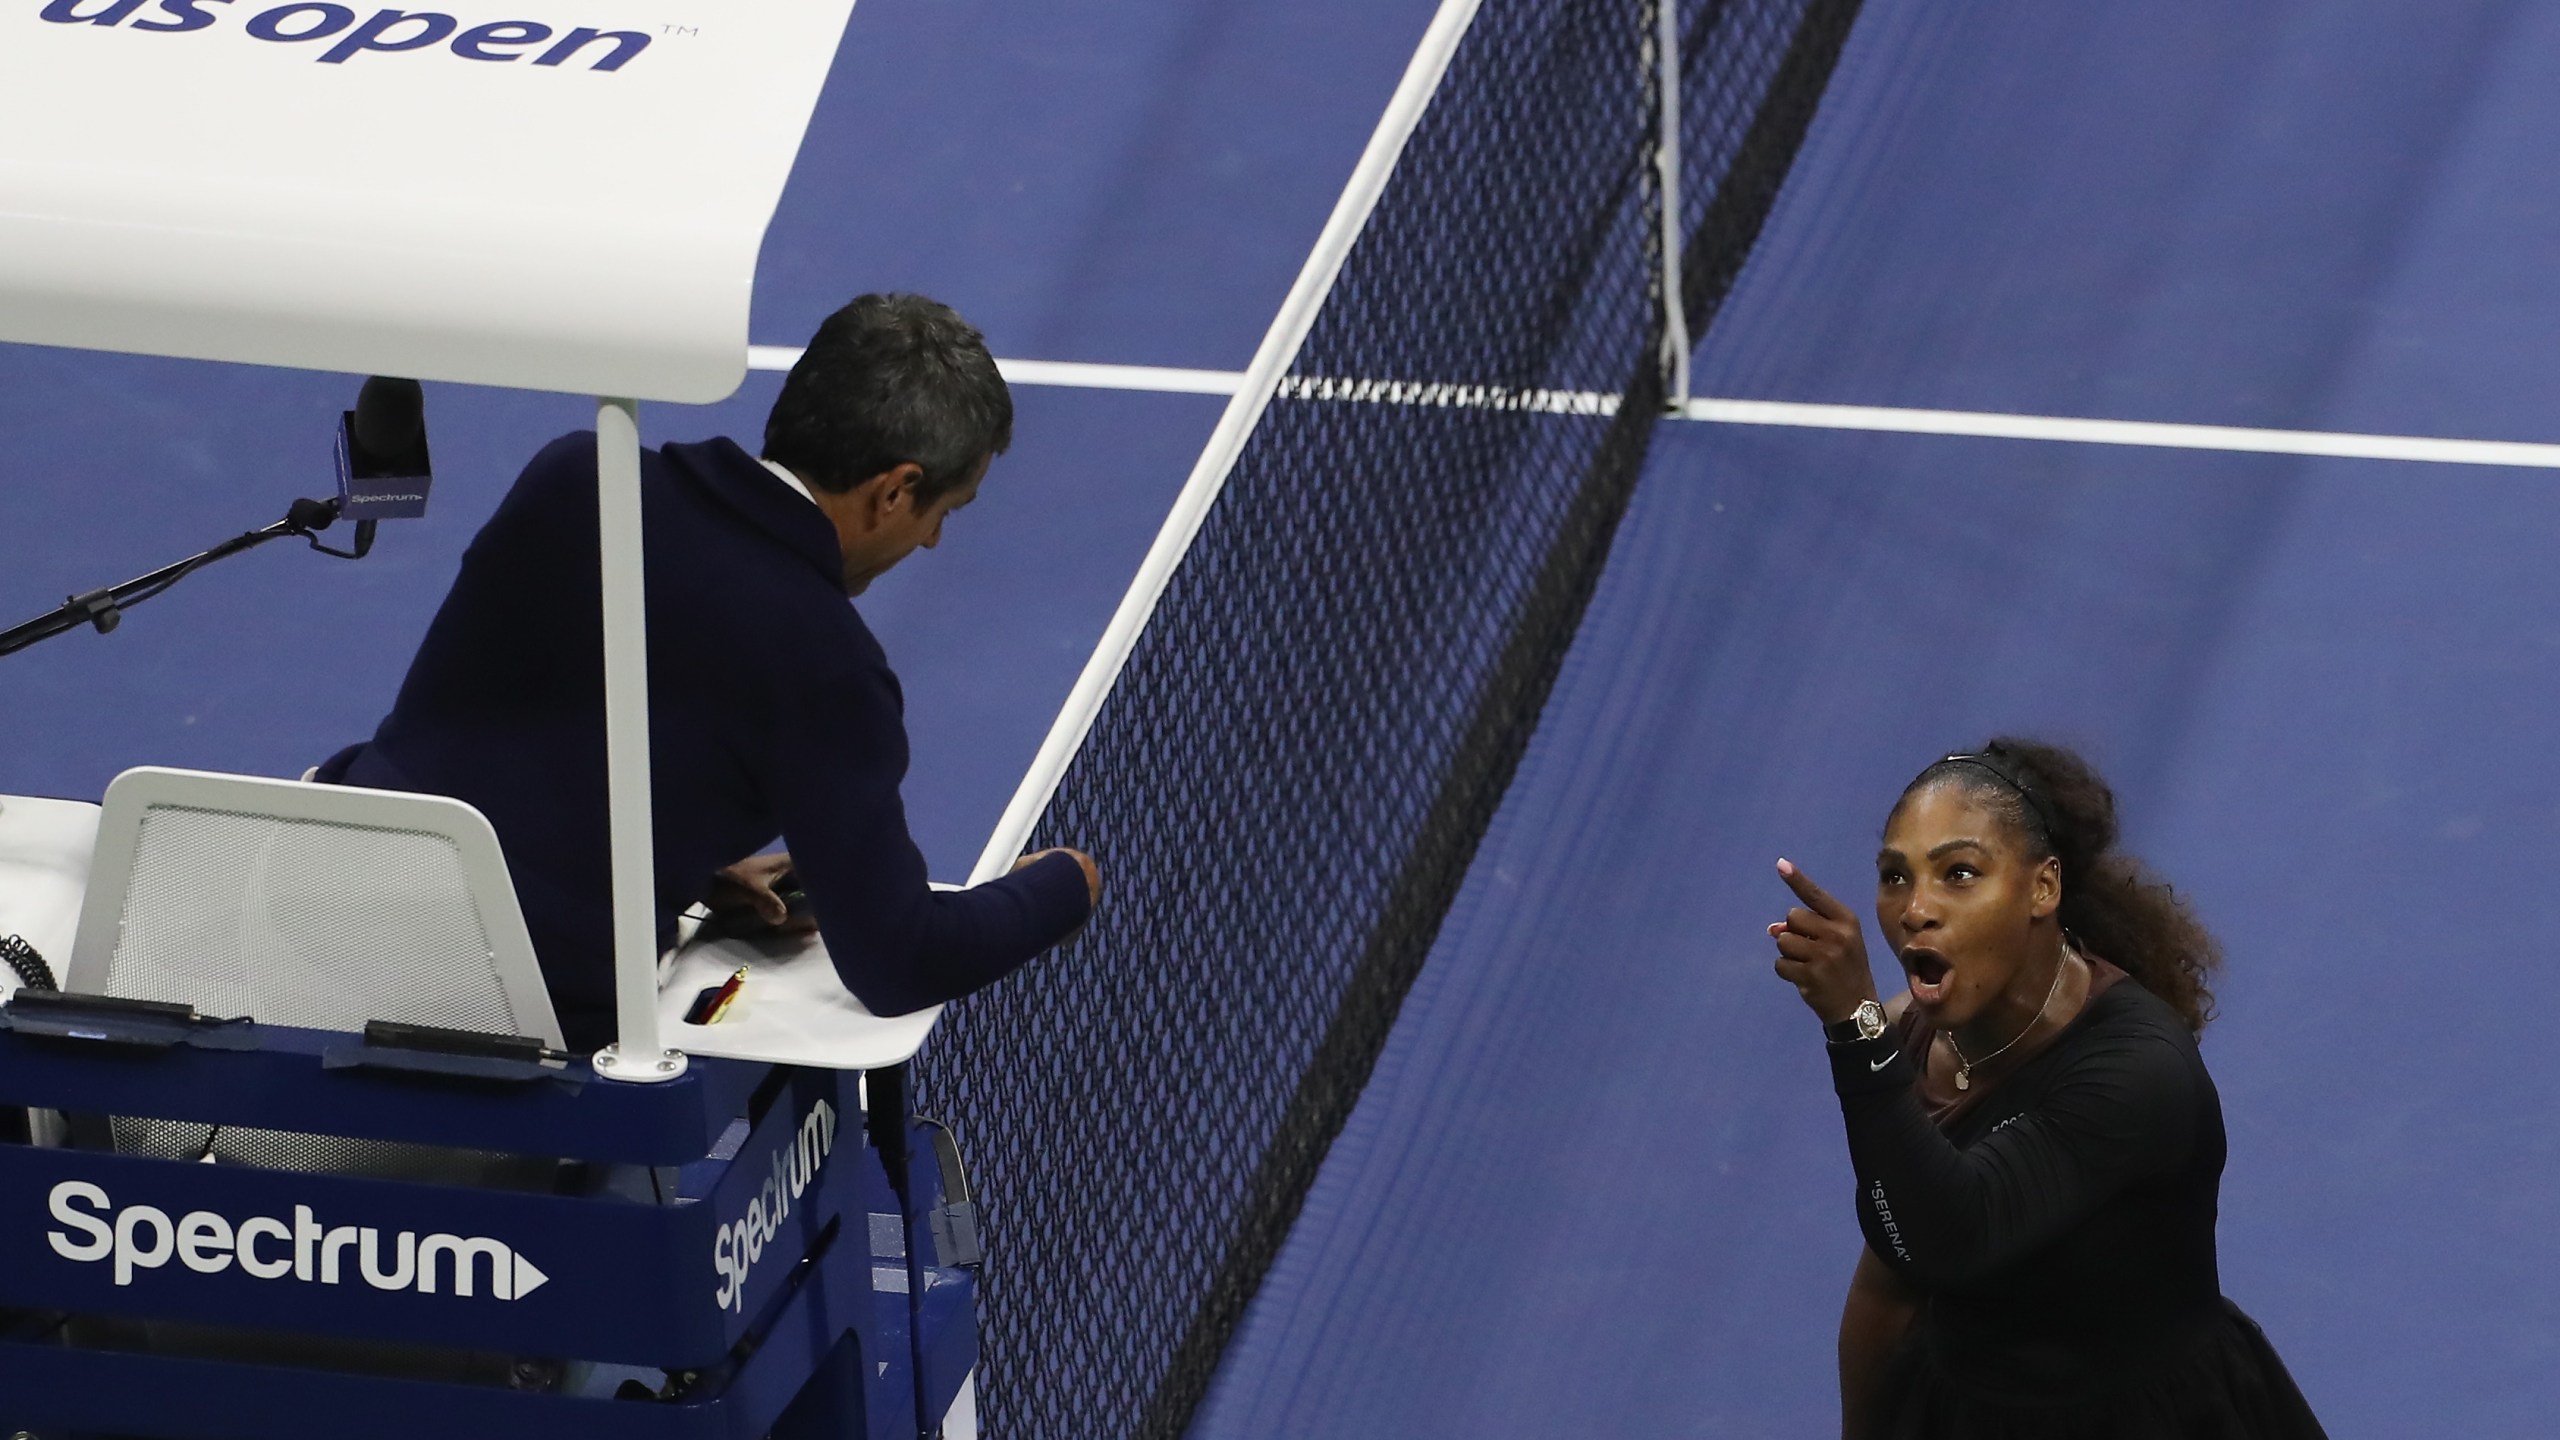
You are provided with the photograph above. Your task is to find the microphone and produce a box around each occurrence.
[354,377,427,472]
[334,376,434,522]
[0,378,428,657]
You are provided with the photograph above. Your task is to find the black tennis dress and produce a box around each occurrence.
[1827,964,2327,1439]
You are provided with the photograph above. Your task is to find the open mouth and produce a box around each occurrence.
[1902,947,1953,1006]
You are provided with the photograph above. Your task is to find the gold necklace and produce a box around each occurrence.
[1943,943,2075,1092]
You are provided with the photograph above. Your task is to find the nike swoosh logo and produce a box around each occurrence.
[1870,1053,1898,1072]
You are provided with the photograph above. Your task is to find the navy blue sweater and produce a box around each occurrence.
[320,432,1091,1047]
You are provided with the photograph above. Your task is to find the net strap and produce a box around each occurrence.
[1651,0,1693,409]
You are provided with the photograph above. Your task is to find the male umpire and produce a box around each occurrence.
[316,293,1101,1050]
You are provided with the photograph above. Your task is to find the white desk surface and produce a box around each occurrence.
[0,794,99,994]
[658,929,941,1071]
[0,789,936,1069]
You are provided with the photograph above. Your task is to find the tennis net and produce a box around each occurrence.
[912,1,1865,1434]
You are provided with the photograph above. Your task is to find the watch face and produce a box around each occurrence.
[1854,999,1887,1040]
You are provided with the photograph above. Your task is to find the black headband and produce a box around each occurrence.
[1933,750,2063,849]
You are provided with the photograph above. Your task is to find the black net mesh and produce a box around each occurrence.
[910,1,1864,1435]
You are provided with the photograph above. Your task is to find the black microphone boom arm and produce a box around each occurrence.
[0,495,371,660]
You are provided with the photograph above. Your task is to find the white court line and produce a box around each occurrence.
[747,345,1244,396]
[748,347,2560,469]
[1679,397,2560,470]
[1284,380,2560,466]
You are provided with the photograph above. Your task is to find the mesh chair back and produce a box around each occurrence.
[70,766,560,1042]
[66,767,563,1175]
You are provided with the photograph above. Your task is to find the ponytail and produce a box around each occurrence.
[1903,738,2221,1032]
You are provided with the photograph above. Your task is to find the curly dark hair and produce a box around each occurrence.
[1896,737,2221,1033]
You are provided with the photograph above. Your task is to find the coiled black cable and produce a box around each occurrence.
[2,934,59,994]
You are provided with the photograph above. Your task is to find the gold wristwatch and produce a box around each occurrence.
[1824,998,1888,1045]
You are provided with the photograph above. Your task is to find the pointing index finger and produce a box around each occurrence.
[1775,858,1850,920]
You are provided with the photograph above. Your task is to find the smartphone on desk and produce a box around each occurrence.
[769,870,811,928]
[700,868,812,942]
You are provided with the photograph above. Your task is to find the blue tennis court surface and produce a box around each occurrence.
[1196,2,2560,1436]
[1197,427,2560,1439]
[1696,0,2560,437]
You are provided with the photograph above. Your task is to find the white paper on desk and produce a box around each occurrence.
[659,927,943,1071]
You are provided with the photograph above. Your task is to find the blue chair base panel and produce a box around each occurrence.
[0,1026,980,1439]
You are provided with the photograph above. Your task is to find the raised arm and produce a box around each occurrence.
[1765,858,2195,1288]
[1826,1026,2193,1287]
[769,657,1093,1015]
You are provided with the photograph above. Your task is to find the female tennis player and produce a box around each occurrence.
[1767,738,2326,1439]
